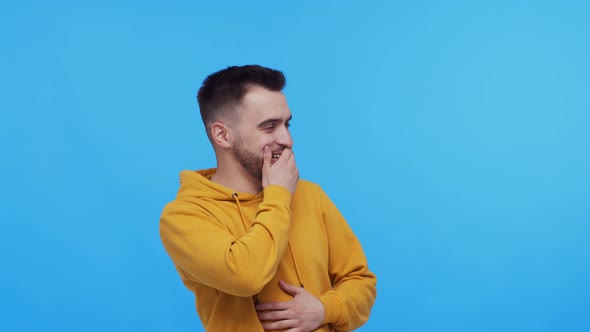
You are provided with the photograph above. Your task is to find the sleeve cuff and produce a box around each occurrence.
[318,292,344,325]
[263,185,292,204]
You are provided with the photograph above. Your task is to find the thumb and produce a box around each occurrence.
[278,280,301,296]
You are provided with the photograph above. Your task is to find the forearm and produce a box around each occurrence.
[317,270,377,331]
[318,187,378,330]
[160,185,293,296]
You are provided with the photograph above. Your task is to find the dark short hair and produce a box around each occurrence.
[197,65,286,135]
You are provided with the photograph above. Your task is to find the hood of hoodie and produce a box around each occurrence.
[177,168,263,202]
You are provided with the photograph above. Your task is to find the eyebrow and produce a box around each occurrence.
[257,115,292,128]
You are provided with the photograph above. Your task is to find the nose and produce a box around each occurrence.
[276,125,293,148]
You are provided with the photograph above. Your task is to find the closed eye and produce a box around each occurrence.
[258,115,292,132]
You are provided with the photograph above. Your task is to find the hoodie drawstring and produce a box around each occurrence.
[287,242,304,288]
[233,193,260,305]
[232,192,304,290]
[232,193,249,232]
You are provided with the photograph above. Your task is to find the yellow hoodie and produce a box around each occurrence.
[160,169,377,331]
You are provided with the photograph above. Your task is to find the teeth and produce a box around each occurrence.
[272,154,280,159]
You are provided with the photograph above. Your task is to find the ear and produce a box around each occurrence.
[210,121,232,148]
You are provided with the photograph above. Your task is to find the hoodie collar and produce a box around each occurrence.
[177,168,263,201]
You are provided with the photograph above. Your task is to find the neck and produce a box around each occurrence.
[213,162,262,194]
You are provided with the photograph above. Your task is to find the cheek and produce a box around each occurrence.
[243,135,272,152]
[254,135,275,149]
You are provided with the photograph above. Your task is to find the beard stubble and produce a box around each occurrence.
[231,135,264,182]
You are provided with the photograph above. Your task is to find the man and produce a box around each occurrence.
[160,65,377,331]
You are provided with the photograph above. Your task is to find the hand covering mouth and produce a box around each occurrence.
[271,150,283,161]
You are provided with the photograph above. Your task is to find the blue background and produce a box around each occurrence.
[1,1,589,331]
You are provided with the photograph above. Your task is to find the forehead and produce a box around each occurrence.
[239,86,291,123]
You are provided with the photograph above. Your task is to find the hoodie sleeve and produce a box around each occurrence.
[316,189,377,331]
[160,185,292,297]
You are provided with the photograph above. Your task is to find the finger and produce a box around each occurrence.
[275,147,293,164]
[257,309,291,321]
[286,328,304,332]
[281,147,293,158]
[256,301,291,311]
[263,146,272,168]
[287,149,296,164]
[278,280,301,296]
[261,319,298,331]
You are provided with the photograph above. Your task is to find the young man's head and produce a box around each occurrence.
[197,65,293,182]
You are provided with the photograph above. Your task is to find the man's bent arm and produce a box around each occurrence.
[316,189,377,331]
[160,185,292,297]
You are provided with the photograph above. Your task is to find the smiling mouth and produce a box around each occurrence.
[271,151,282,163]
